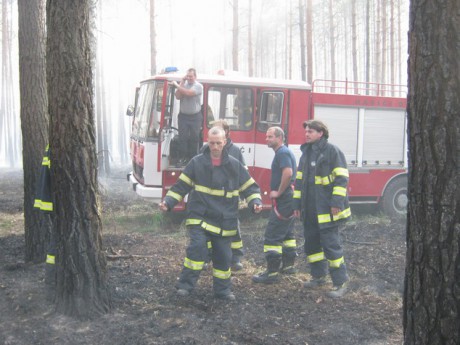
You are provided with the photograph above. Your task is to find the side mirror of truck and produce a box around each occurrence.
[126,105,134,116]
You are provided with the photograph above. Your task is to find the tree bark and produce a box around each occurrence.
[18,0,50,263]
[46,0,111,319]
[404,0,460,343]
[298,0,306,81]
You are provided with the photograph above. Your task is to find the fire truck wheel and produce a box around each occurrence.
[381,176,408,219]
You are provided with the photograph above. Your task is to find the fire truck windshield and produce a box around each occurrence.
[131,81,164,140]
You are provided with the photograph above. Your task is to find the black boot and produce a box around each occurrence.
[252,256,281,284]
[280,252,297,274]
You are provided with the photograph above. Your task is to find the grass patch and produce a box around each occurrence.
[102,209,185,236]
[0,213,24,237]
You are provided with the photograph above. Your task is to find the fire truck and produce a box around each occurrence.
[126,70,408,218]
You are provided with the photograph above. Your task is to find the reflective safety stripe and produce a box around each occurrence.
[201,221,221,234]
[184,257,205,271]
[317,213,332,223]
[333,167,349,177]
[333,186,347,196]
[315,175,334,185]
[195,184,239,198]
[185,218,202,226]
[333,207,351,221]
[307,252,325,263]
[264,245,282,254]
[328,256,345,268]
[213,267,231,280]
[221,229,238,236]
[239,177,256,192]
[231,240,243,250]
[283,239,297,248]
[179,173,194,186]
[318,207,351,223]
[42,156,50,167]
[46,254,55,265]
[166,190,183,202]
[34,199,53,212]
[296,171,303,180]
[293,190,301,199]
[207,240,212,249]
[186,219,237,237]
[246,193,261,203]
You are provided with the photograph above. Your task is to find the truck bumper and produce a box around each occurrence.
[127,172,163,200]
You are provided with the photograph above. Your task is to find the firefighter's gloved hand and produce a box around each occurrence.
[159,201,169,212]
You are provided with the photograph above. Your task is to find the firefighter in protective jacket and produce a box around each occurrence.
[160,126,262,301]
[293,120,351,298]
[200,119,246,271]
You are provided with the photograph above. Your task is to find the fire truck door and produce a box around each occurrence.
[205,86,255,168]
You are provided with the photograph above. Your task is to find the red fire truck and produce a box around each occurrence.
[127,71,408,218]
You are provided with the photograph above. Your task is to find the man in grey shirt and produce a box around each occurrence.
[170,68,203,164]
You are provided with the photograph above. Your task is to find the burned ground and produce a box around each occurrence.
[0,168,406,345]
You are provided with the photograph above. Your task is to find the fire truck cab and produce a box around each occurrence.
[127,70,408,218]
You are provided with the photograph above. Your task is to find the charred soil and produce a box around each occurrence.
[0,168,406,345]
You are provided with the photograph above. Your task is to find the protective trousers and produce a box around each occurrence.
[303,216,348,286]
[177,225,232,297]
[230,219,244,263]
[263,192,297,273]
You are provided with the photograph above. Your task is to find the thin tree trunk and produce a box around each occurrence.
[150,0,157,75]
[232,0,239,71]
[351,0,358,93]
[381,0,387,88]
[306,0,313,84]
[298,0,306,81]
[365,0,371,92]
[328,0,336,90]
[248,0,253,77]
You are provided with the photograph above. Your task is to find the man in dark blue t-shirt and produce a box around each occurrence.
[253,126,298,284]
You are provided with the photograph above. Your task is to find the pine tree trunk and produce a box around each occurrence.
[47,0,111,319]
[404,0,460,343]
[18,0,49,263]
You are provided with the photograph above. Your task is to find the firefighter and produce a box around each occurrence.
[34,144,56,301]
[159,126,262,301]
[293,120,351,298]
[252,127,298,284]
[200,119,246,271]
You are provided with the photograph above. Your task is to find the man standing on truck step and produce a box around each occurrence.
[253,126,298,284]
[169,68,203,165]
[294,120,351,298]
[200,119,247,271]
[159,126,262,301]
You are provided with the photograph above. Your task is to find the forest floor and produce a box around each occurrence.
[0,167,406,345]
